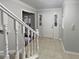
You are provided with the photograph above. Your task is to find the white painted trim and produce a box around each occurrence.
[39,36,53,40]
[0,50,15,56]
[61,39,79,56]
[64,50,79,56]
[21,9,36,20]
[39,36,61,41]
[0,49,22,56]
[22,9,35,14]
[21,9,36,30]
[26,54,38,59]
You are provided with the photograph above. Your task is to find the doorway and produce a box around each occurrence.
[22,11,35,30]
[38,11,62,39]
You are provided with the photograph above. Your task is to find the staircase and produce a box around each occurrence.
[0,3,39,59]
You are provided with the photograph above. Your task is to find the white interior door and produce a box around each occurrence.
[39,12,60,39]
[39,12,54,38]
[43,13,54,38]
[53,13,60,39]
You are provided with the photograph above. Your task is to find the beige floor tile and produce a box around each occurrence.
[39,38,79,59]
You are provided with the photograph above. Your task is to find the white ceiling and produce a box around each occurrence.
[20,0,63,9]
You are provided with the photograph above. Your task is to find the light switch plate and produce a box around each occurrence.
[72,24,75,31]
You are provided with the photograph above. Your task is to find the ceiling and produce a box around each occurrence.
[20,0,63,9]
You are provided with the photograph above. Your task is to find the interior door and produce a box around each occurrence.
[39,12,60,39]
[39,12,54,38]
[53,14,59,39]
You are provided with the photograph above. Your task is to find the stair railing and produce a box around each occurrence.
[0,3,39,59]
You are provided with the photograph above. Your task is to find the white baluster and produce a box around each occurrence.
[14,21,19,59]
[27,29,30,57]
[36,29,39,53]
[22,26,25,59]
[31,32,33,56]
[33,33,36,54]
[35,34,37,54]
[3,12,10,59]
[22,47,25,59]
[4,25,10,59]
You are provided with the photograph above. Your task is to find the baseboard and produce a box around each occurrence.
[26,54,38,59]
[64,49,79,56]
[0,49,22,56]
[61,40,79,56]
[39,36,53,39]
[0,50,16,56]
[39,36,61,41]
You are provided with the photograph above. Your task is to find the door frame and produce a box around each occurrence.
[21,10,36,34]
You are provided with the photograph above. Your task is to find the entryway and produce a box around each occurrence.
[38,10,62,39]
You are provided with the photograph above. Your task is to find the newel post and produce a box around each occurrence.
[27,29,30,57]
[3,12,10,59]
[14,21,19,59]
[22,46,25,59]
[31,32,33,56]
[22,26,25,59]
[4,25,10,59]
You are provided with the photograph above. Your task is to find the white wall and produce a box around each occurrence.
[0,0,36,51]
[63,0,79,52]
[38,8,63,39]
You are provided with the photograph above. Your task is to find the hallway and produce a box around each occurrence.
[0,0,79,59]
[39,38,79,59]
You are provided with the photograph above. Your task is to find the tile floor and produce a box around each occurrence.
[39,37,79,59]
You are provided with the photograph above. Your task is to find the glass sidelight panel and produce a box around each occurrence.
[39,15,42,26]
[54,14,58,27]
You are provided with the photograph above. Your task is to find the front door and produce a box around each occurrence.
[39,12,60,39]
